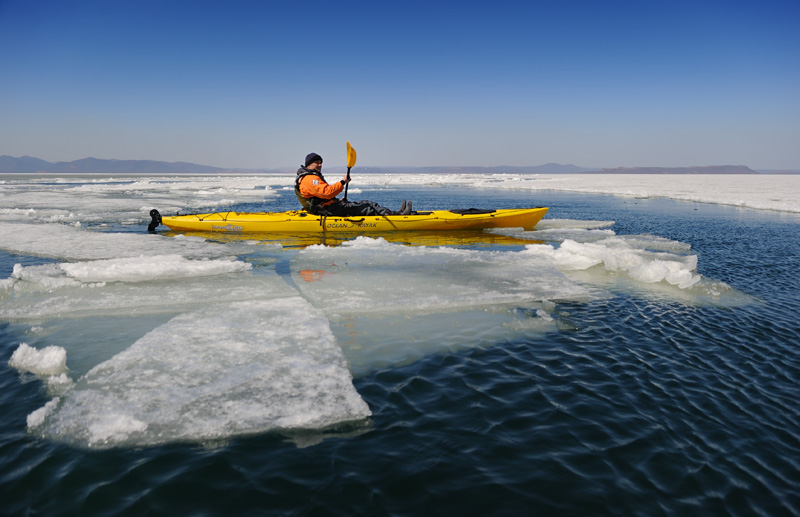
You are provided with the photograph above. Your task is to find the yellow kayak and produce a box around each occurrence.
[149,207,548,233]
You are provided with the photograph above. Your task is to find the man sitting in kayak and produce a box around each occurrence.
[295,153,412,216]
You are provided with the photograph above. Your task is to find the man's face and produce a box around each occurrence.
[308,161,322,171]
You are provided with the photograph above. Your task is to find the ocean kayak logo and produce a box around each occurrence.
[211,224,243,232]
[325,221,378,229]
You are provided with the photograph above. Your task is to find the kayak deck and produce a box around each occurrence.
[153,207,549,233]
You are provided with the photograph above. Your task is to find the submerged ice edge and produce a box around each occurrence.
[19,298,371,449]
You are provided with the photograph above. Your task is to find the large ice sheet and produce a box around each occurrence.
[23,297,371,448]
[291,237,590,316]
[290,236,594,375]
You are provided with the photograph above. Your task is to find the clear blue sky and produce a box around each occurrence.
[1,0,798,169]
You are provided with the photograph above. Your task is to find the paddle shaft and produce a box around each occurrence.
[343,167,351,201]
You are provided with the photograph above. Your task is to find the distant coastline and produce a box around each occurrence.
[0,156,223,174]
[1,155,797,175]
[590,165,774,175]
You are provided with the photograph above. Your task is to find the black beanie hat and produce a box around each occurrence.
[305,153,323,167]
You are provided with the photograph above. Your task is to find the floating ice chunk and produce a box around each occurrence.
[8,343,75,395]
[30,298,370,448]
[293,238,589,315]
[44,373,76,393]
[341,236,391,248]
[523,237,701,289]
[628,259,701,289]
[9,343,68,376]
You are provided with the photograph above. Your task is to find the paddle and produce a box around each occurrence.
[343,141,357,202]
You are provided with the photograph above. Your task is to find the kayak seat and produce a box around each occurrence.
[449,208,497,215]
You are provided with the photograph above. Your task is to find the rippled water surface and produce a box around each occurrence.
[1,182,799,515]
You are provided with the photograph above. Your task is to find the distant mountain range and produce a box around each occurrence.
[327,164,598,174]
[0,156,796,174]
[0,156,597,174]
[593,165,799,174]
[0,156,224,173]
[594,165,760,174]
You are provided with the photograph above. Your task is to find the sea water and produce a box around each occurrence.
[1,173,798,515]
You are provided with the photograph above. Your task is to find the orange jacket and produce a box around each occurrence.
[297,173,344,205]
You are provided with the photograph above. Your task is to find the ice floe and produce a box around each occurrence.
[292,236,590,315]
[20,298,370,448]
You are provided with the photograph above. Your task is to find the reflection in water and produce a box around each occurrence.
[167,229,542,249]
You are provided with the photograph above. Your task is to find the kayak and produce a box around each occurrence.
[149,207,548,233]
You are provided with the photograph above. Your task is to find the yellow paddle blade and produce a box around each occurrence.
[346,141,357,168]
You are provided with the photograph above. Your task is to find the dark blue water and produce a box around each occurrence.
[2,188,799,515]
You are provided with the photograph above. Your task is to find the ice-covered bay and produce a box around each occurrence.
[2,173,798,226]
[1,173,764,447]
